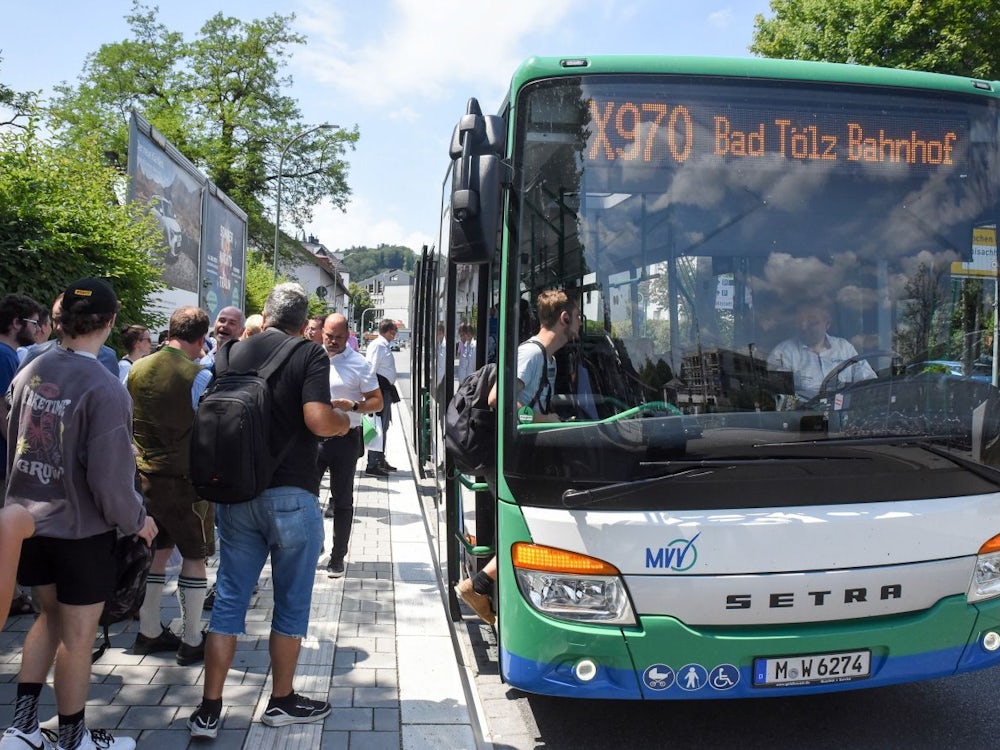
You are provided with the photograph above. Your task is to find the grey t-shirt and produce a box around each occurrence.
[5,347,146,539]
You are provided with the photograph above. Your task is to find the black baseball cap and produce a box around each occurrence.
[61,277,119,316]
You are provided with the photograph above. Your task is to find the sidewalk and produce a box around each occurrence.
[0,401,484,749]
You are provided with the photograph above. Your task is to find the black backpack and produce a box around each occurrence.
[189,335,306,503]
[444,340,550,475]
[93,534,152,662]
[445,363,498,475]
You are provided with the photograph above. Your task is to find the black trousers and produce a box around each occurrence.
[317,427,362,561]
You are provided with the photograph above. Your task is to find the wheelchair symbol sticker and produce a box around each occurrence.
[709,664,741,691]
[642,664,675,691]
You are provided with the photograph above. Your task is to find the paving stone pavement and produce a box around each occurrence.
[0,402,483,749]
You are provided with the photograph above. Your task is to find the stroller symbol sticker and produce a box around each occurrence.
[642,664,675,691]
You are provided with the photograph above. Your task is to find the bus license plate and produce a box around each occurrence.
[753,650,871,687]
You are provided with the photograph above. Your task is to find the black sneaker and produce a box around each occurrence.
[382,462,398,472]
[132,626,181,655]
[327,558,345,578]
[187,704,220,739]
[364,466,389,478]
[176,635,205,666]
[260,693,331,727]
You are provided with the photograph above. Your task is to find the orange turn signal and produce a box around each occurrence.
[979,534,1000,555]
[512,542,620,575]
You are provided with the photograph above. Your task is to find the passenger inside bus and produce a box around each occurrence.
[766,302,876,402]
[458,290,582,625]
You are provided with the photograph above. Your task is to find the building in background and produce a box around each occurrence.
[299,235,350,317]
[357,269,412,341]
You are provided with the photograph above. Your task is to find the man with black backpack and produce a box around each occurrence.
[187,283,350,739]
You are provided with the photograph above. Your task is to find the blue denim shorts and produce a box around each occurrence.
[208,486,324,638]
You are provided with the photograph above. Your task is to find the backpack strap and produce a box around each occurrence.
[218,333,307,380]
[255,334,309,381]
[526,339,551,411]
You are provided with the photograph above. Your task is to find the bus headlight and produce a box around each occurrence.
[970,550,1000,602]
[512,542,636,626]
[969,535,1000,602]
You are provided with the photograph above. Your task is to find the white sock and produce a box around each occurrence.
[139,574,166,637]
[177,575,207,646]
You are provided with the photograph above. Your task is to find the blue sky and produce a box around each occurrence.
[2,0,773,254]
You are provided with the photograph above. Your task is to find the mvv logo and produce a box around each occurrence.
[645,533,700,571]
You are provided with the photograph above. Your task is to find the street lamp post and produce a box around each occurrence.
[273,123,336,280]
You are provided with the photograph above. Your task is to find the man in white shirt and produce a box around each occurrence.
[767,302,876,401]
[319,314,383,577]
[456,323,477,382]
[364,319,398,476]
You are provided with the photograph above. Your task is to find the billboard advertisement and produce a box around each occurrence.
[202,189,247,321]
[128,111,247,316]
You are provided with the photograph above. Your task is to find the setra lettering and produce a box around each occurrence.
[726,584,902,609]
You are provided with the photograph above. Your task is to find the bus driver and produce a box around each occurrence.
[767,302,876,401]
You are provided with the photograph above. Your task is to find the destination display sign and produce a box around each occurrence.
[585,98,967,173]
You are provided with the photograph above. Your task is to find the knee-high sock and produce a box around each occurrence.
[177,575,208,646]
[139,573,166,637]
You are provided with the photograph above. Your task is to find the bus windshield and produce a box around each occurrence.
[505,72,1000,507]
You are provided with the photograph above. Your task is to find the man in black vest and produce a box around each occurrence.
[127,306,214,666]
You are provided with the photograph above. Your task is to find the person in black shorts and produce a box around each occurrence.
[3,278,157,750]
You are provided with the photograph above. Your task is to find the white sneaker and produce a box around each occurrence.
[0,726,53,750]
[56,729,135,750]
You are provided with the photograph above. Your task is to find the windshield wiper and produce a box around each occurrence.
[561,456,852,508]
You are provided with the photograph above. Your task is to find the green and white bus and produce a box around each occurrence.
[411,55,1000,699]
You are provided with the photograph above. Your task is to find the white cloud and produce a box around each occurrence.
[708,7,736,28]
[308,194,434,252]
[295,0,574,110]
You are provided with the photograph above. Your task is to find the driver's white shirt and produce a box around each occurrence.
[767,334,876,399]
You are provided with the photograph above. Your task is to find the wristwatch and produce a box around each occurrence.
[351,401,359,412]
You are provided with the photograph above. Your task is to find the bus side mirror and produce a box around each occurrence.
[449,98,505,265]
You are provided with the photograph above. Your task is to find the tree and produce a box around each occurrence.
[348,283,373,334]
[0,56,36,129]
[47,2,358,260]
[751,0,1000,79]
[0,122,166,347]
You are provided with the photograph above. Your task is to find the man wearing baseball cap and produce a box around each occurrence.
[3,277,157,750]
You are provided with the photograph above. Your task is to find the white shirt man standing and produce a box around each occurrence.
[364,319,398,476]
[318,314,383,577]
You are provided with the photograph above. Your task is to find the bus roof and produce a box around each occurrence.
[510,55,999,100]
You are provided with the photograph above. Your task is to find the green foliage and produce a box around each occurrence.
[47,1,359,257]
[348,282,374,332]
[244,251,325,320]
[338,245,417,280]
[752,0,1000,78]
[0,123,165,346]
[244,252,277,316]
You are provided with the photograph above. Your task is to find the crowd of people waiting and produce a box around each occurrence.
[0,281,400,749]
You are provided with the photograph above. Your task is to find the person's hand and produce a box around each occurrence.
[137,516,158,547]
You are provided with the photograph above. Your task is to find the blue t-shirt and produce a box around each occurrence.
[0,341,19,479]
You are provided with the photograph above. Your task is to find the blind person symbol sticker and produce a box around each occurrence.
[677,664,709,692]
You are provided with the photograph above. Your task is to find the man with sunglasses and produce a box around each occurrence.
[0,294,44,485]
